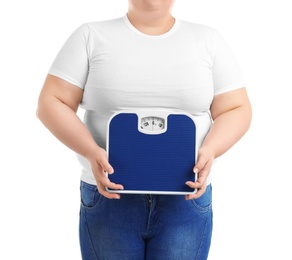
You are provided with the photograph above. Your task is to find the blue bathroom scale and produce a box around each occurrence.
[106,110,198,195]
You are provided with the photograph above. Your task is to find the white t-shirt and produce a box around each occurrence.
[49,15,244,185]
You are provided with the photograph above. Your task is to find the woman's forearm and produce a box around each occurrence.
[202,104,252,159]
[37,83,120,198]
[37,96,98,159]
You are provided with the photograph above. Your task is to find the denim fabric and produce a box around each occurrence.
[79,181,212,260]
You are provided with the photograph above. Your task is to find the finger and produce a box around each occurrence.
[96,182,121,200]
[102,177,124,191]
[186,188,206,200]
[185,180,203,189]
[197,168,209,185]
[185,184,207,200]
[186,168,209,189]
[95,168,123,190]
[193,153,208,174]
[92,165,124,196]
[98,157,114,174]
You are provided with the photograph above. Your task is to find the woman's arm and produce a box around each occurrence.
[37,75,123,199]
[186,87,252,200]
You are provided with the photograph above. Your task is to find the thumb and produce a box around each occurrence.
[97,157,114,174]
[193,153,207,174]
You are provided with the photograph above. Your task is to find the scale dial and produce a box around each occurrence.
[140,116,165,132]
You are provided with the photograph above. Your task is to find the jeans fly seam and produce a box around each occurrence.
[145,196,152,237]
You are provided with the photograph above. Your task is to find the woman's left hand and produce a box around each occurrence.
[185,146,214,200]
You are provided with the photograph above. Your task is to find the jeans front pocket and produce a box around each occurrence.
[80,181,103,210]
[191,184,212,213]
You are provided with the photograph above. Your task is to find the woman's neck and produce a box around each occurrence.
[127,8,175,35]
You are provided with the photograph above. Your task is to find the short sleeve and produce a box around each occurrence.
[48,24,90,89]
[212,30,245,95]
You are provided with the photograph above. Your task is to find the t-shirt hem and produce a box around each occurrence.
[80,175,97,186]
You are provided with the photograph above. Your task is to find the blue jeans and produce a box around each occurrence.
[79,181,212,260]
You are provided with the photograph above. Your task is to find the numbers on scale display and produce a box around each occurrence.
[140,116,165,131]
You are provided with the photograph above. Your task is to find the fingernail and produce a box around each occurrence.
[107,168,114,174]
[193,168,199,174]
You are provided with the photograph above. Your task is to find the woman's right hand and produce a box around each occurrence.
[87,146,124,199]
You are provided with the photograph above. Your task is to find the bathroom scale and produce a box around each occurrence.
[106,110,198,195]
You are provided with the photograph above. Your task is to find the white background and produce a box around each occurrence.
[1,0,291,259]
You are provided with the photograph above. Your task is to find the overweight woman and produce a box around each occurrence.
[37,0,252,259]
